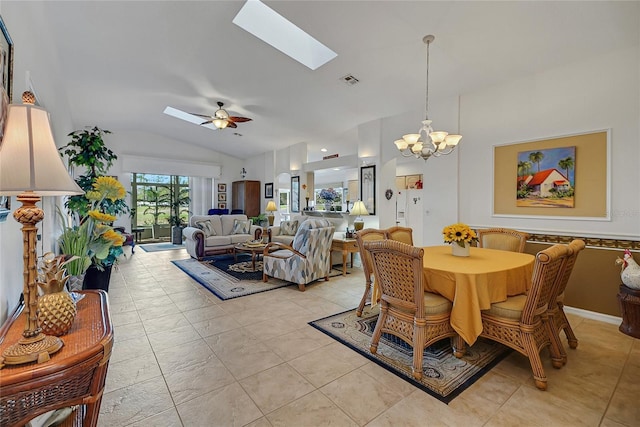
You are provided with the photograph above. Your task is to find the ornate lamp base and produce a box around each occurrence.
[0,333,63,368]
[354,219,364,231]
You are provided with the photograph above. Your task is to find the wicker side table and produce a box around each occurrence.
[0,290,113,427]
[618,284,640,339]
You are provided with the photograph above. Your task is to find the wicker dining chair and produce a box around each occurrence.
[548,239,586,367]
[479,243,570,390]
[355,228,388,316]
[363,239,456,380]
[386,226,414,246]
[477,228,529,253]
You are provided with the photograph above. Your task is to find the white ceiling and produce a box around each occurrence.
[24,1,640,162]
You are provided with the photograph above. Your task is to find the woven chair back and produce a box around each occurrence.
[386,226,414,245]
[551,239,586,304]
[477,228,529,253]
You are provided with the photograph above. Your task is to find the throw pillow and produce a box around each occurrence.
[194,220,216,237]
[280,220,298,236]
[231,219,252,235]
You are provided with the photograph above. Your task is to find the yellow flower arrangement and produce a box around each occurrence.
[442,223,478,248]
[58,176,127,273]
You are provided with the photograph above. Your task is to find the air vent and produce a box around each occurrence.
[340,74,359,85]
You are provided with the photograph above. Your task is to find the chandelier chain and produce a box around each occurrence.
[425,39,430,121]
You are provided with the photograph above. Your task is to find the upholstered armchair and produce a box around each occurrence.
[262,218,335,291]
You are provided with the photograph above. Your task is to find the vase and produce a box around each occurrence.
[324,201,332,211]
[83,264,113,292]
[38,280,77,336]
[451,242,471,257]
[67,273,86,292]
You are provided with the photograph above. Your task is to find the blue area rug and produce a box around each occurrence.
[171,254,292,300]
[309,306,511,404]
[139,243,185,252]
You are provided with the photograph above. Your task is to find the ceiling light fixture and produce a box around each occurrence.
[394,35,462,161]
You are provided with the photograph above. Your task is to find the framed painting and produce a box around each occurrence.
[265,182,273,199]
[493,129,610,220]
[217,183,227,192]
[291,176,300,213]
[218,203,226,209]
[218,193,226,202]
[0,15,12,103]
[360,165,376,215]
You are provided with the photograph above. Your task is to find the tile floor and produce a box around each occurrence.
[98,248,640,427]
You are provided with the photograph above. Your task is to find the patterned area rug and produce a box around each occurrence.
[309,306,511,404]
[139,243,185,252]
[172,255,344,300]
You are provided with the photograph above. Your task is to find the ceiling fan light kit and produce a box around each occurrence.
[395,35,462,161]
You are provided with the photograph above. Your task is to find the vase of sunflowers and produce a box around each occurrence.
[58,176,127,292]
[442,223,478,257]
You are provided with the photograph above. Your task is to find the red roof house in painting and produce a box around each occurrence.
[518,169,570,197]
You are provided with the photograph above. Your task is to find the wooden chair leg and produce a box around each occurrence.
[412,321,426,380]
[356,279,372,317]
[263,273,268,282]
[370,304,387,354]
[559,302,578,349]
[522,333,548,390]
[298,283,306,291]
[547,314,566,368]
[452,335,466,358]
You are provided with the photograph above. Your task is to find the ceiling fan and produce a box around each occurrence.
[190,102,252,129]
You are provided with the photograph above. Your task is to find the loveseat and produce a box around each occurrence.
[183,214,260,260]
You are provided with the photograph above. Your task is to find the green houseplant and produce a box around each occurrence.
[58,127,130,291]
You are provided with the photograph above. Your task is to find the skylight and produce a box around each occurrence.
[233,0,337,70]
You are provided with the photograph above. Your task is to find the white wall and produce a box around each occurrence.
[459,46,640,239]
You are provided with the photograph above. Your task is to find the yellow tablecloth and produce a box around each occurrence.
[422,246,534,345]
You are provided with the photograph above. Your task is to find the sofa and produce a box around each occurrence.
[183,214,260,260]
[268,212,348,245]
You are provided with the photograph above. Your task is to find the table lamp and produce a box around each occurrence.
[0,92,83,368]
[350,200,369,231]
[265,200,277,226]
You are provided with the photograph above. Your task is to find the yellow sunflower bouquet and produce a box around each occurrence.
[442,223,478,248]
[58,176,126,273]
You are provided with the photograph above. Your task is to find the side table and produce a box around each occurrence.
[331,237,359,276]
[618,284,640,339]
[0,290,113,427]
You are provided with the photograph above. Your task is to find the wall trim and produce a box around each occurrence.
[564,305,621,326]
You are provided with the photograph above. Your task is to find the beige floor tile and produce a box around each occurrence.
[99,376,174,426]
[289,342,368,388]
[155,338,219,373]
[135,294,177,310]
[211,339,285,380]
[164,353,236,404]
[604,362,640,426]
[244,417,274,427]
[266,390,357,427]
[239,363,316,413]
[358,361,424,398]
[110,334,153,364]
[242,316,308,341]
[137,302,182,321]
[113,321,148,341]
[176,382,263,427]
[142,312,191,335]
[104,351,162,394]
[128,408,183,427]
[263,327,334,361]
[183,304,228,324]
[320,368,406,425]
[147,323,202,351]
[110,310,141,327]
[192,314,243,338]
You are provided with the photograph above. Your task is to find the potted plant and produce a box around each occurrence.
[58,127,130,290]
[168,187,190,244]
[250,213,268,227]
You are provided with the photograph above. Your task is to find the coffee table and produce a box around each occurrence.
[233,242,268,272]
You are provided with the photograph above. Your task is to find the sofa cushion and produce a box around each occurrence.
[221,214,249,235]
[231,219,252,235]
[272,235,295,245]
[205,235,232,247]
[280,220,298,236]
[230,234,252,244]
[190,215,223,236]
[194,219,216,237]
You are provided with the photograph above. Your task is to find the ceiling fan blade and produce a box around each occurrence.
[227,121,238,129]
[189,113,213,119]
[228,116,252,123]
[199,120,214,125]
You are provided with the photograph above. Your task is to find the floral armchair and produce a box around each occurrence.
[262,218,335,291]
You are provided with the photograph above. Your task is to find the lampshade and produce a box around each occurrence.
[265,200,277,212]
[350,200,369,216]
[0,93,83,196]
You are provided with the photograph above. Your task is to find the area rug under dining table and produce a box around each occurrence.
[309,306,511,404]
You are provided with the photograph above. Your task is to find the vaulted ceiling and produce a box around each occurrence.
[13,1,639,162]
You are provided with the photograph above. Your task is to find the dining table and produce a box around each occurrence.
[422,245,535,346]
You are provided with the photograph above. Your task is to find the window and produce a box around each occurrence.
[131,173,190,228]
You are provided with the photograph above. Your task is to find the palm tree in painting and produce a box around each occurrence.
[558,156,575,184]
[528,151,544,172]
[517,160,532,177]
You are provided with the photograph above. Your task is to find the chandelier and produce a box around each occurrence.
[394,35,462,161]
